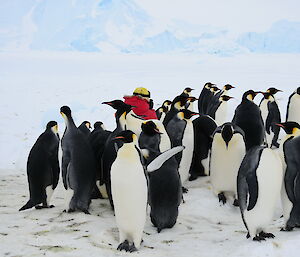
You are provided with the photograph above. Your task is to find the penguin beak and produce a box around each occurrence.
[102,101,112,106]
[154,128,163,134]
[113,136,125,140]
[275,123,285,128]
[191,113,200,116]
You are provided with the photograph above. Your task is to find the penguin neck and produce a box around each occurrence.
[118,142,140,161]
[65,115,76,130]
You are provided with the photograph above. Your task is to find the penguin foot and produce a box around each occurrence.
[49,205,55,208]
[117,240,129,251]
[233,199,239,207]
[253,235,266,242]
[128,244,137,253]
[35,205,44,210]
[281,225,294,232]
[83,210,90,215]
[67,208,75,213]
[246,233,250,239]
[157,227,162,233]
[218,193,226,205]
[182,187,188,193]
[188,174,199,181]
[259,231,275,239]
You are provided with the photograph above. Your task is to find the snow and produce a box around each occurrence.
[1,51,300,256]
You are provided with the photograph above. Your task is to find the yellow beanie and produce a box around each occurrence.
[133,87,150,97]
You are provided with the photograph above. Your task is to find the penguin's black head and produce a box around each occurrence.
[211,86,220,93]
[94,121,103,129]
[172,95,190,109]
[261,92,272,100]
[184,87,194,93]
[276,122,300,135]
[46,121,58,134]
[204,82,214,89]
[81,121,91,129]
[102,100,134,118]
[141,121,162,136]
[242,90,260,102]
[179,109,199,120]
[224,84,235,91]
[296,87,300,95]
[163,100,172,107]
[60,106,72,117]
[46,121,58,129]
[220,95,234,102]
[221,123,234,148]
[102,100,130,110]
[267,87,282,95]
[114,130,136,143]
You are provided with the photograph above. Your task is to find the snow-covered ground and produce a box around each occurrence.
[1,52,300,256]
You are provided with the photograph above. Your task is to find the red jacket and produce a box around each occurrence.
[123,95,158,120]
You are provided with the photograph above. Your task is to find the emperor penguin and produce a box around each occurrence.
[220,84,235,96]
[19,121,60,211]
[207,95,234,126]
[78,121,92,137]
[111,130,147,252]
[232,90,265,151]
[277,122,300,231]
[189,115,217,180]
[237,146,283,241]
[163,95,193,127]
[101,100,135,209]
[139,121,182,233]
[198,82,215,114]
[286,87,300,124]
[166,109,199,191]
[259,92,281,148]
[209,123,246,206]
[156,100,172,122]
[88,121,112,199]
[60,106,96,213]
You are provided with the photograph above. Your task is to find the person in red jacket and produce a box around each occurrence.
[124,87,158,120]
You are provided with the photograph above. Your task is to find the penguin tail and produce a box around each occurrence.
[19,200,35,211]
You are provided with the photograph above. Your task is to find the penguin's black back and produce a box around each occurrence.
[282,136,300,227]
[20,127,60,210]
[232,101,264,151]
[189,115,217,179]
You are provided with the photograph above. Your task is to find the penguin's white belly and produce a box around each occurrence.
[202,153,210,176]
[179,123,194,183]
[215,103,227,126]
[151,119,171,152]
[111,151,147,241]
[260,100,268,126]
[45,185,54,206]
[126,112,144,137]
[160,112,166,122]
[287,95,300,123]
[210,134,245,194]
[278,148,293,225]
[244,149,283,236]
[260,100,274,146]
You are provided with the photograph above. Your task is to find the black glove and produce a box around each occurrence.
[149,99,154,109]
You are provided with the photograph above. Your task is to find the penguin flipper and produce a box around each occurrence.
[51,155,60,189]
[246,172,259,211]
[19,199,35,211]
[147,146,185,172]
[62,153,71,190]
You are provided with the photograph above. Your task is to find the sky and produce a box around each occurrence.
[137,0,300,33]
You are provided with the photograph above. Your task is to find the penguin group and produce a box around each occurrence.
[19,84,300,252]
